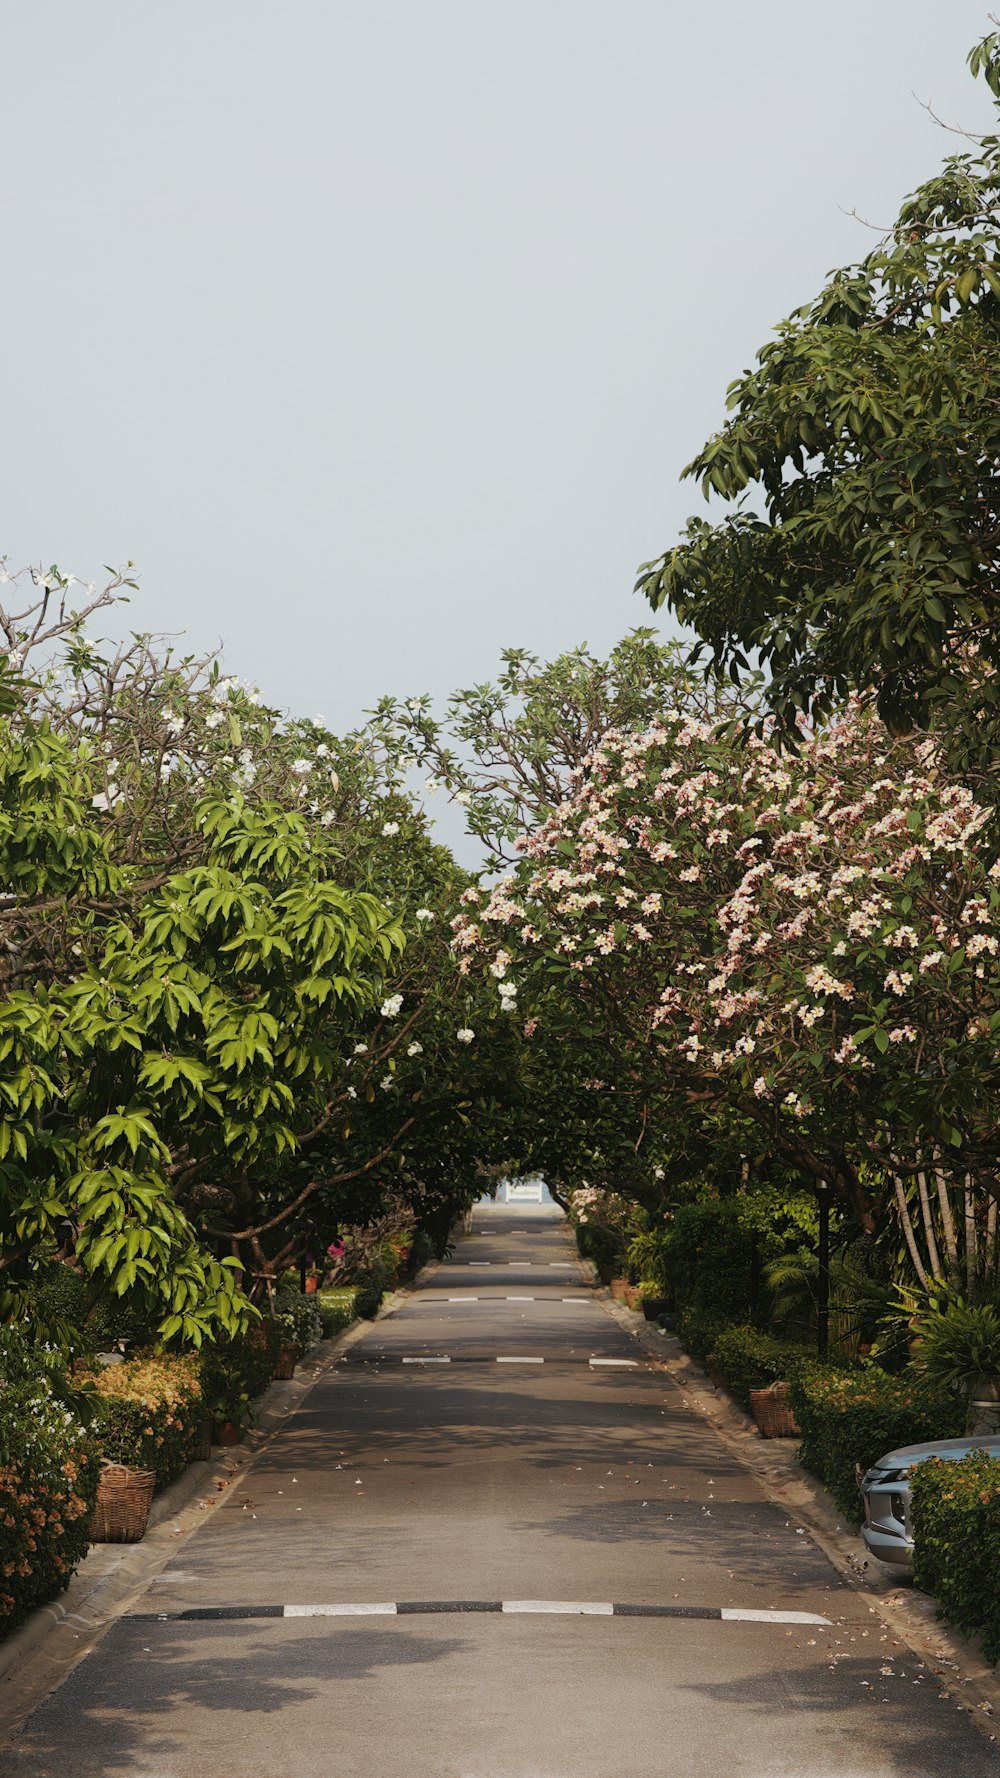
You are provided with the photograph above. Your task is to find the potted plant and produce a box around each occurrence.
[911,1300,1000,1433]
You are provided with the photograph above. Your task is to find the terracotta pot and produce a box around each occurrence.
[213,1419,242,1446]
[305,1275,319,1294]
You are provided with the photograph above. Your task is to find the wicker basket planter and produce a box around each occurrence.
[90,1461,156,1543]
[750,1381,801,1438]
[274,1345,298,1380]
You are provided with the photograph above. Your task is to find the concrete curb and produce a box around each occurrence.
[593,1280,1000,1745]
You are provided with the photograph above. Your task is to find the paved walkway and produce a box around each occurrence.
[2,1204,997,1776]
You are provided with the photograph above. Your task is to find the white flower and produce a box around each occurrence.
[346,1085,357,1099]
[382,821,400,837]
[205,710,224,730]
[380,994,403,1018]
[165,713,185,737]
[315,743,330,759]
[211,676,236,704]
[415,907,435,923]
[291,758,313,777]
[406,1041,423,1057]
[320,810,335,826]
[91,792,110,812]
[380,1075,394,1091]
[456,1027,475,1044]
[455,790,471,806]
[424,777,441,794]
[353,1043,368,1055]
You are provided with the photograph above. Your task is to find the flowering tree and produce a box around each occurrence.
[455,691,1000,1267]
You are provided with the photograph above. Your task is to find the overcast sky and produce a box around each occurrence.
[4,2,996,740]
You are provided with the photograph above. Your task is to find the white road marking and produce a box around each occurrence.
[589,1358,638,1367]
[448,1297,478,1302]
[402,1356,451,1364]
[506,1295,535,1301]
[497,1356,544,1364]
[562,1297,589,1303]
[466,1263,491,1268]
[285,1603,397,1616]
[719,1608,832,1625]
[502,1600,613,1615]
[549,1263,574,1268]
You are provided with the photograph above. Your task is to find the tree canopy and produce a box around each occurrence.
[637,31,1000,783]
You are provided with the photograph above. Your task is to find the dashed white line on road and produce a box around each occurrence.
[720,1609,831,1624]
[562,1297,589,1303]
[506,1295,535,1301]
[503,1600,612,1615]
[496,1356,544,1364]
[448,1297,477,1302]
[402,1356,451,1364]
[589,1358,638,1368]
[285,1603,397,1617]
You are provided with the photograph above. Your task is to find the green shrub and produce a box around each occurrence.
[406,1230,436,1276]
[274,1288,323,1354]
[200,1318,281,1431]
[663,1190,822,1334]
[910,1300,1000,1402]
[318,1289,358,1339]
[911,1453,1000,1662]
[663,1201,757,1331]
[88,1354,204,1489]
[712,1326,818,1411]
[790,1366,962,1522]
[353,1256,392,1319]
[0,1328,100,1633]
[625,1232,672,1294]
[574,1220,624,1282]
[23,1265,160,1358]
[677,1307,726,1362]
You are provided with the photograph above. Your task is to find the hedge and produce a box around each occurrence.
[88,1354,204,1489]
[0,1331,99,1632]
[200,1318,282,1432]
[911,1453,1000,1663]
[711,1326,818,1411]
[318,1289,358,1339]
[790,1366,963,1522]
[274,1288,323,1354]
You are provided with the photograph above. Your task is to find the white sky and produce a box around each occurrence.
[3,2,996,738]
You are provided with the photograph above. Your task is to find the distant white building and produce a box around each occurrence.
[482,1176,552,1205]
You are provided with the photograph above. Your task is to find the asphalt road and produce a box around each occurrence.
[4,1204,997,1777]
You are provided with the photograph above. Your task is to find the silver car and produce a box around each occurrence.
[861,1435,1000,1567]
